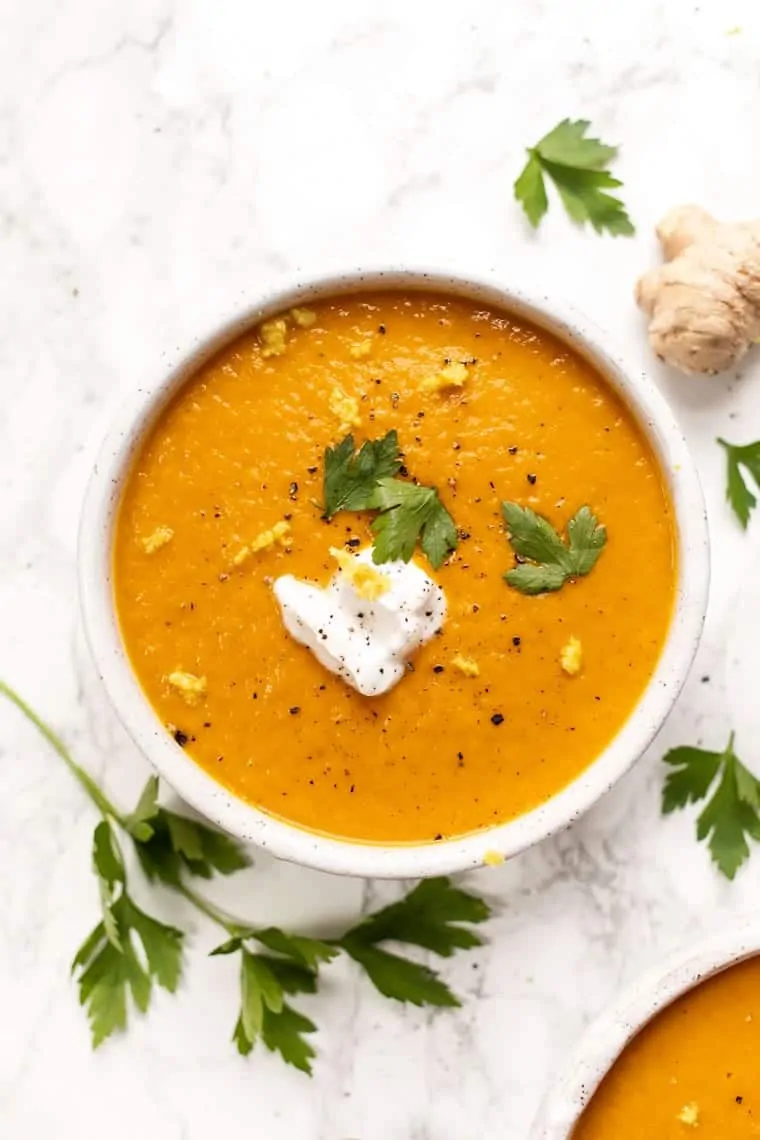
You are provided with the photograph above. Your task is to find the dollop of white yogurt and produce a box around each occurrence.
[273,549,446,697]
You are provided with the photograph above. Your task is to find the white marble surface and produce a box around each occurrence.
[2,1,760,1136]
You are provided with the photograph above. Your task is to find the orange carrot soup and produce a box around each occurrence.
[113,290,676,844]
[573,957,760,1139]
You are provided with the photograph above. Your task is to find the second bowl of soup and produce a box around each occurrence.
[532,921,760,1139]
[79,270,709,877]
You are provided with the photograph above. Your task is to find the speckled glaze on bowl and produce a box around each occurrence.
[530,920,760,1138]
[78,268,710,879]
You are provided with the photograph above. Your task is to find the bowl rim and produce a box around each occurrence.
[77,266,710,879]
[530,917,760,1138]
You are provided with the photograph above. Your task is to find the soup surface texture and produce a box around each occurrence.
[114,290,675,843]
[573,956,760,1139]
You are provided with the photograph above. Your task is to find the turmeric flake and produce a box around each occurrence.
[420,360,470,393]
[231,546,251,567]
[676,1103,700,1127]
[560,636,583,676]
[452,654,480,678]
[290,307,316,328]
[259,318,288,358]
[140,526,174,554]
[251,520,292,553]
[166,671,207,706]
[483,850,505,866]
[232,520,292,567]
[329,386,361,433]
[330,546,390,601]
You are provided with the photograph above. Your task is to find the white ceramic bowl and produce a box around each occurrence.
[78,268,709,879]
[531,919,760,1137]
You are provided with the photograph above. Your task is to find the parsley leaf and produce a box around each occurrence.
[92,820,125,949]
[514,119,634,236]
[513,153,548,227]
[73,882,183,1047]
[323,430,402,519]
[127,776,251,886]
[504,562,569,595]
[222,945,319,1073]
[241,950,284,1038]
[261,1004,318,1073]
[419,497,459,568]
[717,438,760,529]
[262,955,319,996]
[92,819,125,888]
[339,941,459,1007]
[232,1015,253,1056]
[529,118,618,169]
[322,431,458,569]
[502,503,606,595]
[370,478,457,569]
[338,877,490,1006]
[567,505,609,573]
[124,775,160,841]
[501,503,571,567]
[662,746,723,813]
[545,164,634,237]
[124,897,184,991]
[662,733,760,879]
[75,936,129,1046]
[70,784,243,1051]
[253,928,339,970]
[346,877,490,956]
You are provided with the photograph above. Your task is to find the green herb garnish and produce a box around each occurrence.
[717,437,760,529]
[323,430,403,518]
[217,876,488,1069]
[370,478,458,569]
[514,119,634,236]
[662,732,760,880]
[213,938,327,1072]
[74,822,184,1047]
[337,876,489,1005]
[2,680,491,1073]
[501,502,607,595]
[126,776,249,885]
[323,431,457,569]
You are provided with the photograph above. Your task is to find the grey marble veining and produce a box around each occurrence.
[2,1,760,1137]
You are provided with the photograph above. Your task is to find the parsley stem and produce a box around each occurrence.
[0,679,123,822]
[176,880,249,936]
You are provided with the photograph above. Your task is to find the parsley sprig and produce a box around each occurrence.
[339,877,489,1005]
[662,732,760,879]
[323,430,403,517]
[74,822,184,1046]
[200,875,489,1070]
[501,502,607,595]
[205,910,334,1072]
[717,437,760,529]
[370,478,458,569]
[2,680,492,1073]
[323,431,457,569]
[0,683,250,1045]
[514,119,634,236]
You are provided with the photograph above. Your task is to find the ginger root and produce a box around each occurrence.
[636,205,760,374]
